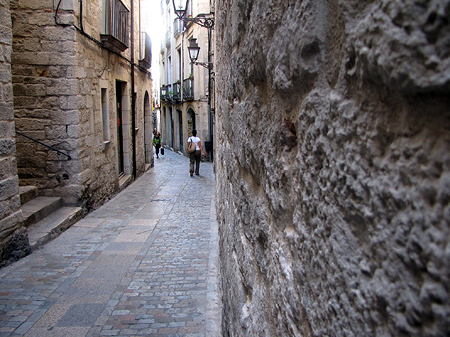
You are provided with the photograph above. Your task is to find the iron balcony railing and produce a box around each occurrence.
[161,80,193,102]
[174,18,182,37]
[160,84,172,102]
[165,30,171,47]
[183,78,194,100]
[173,82,181,101]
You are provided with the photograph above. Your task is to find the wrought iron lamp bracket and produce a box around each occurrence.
[184,15,214,29]
[192,61,214,70]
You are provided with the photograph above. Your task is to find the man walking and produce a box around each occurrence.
[187,130,205,176]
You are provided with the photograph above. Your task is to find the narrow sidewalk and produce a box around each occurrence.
[0,149,221,337]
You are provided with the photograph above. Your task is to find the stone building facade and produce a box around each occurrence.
[11,0,153,208]
[0,0,27,265]
[0,0,153,265]
[159,0,214,160]
[215,1,450,336]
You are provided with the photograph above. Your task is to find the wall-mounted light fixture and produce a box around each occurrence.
[172,0,214,161]
[172,0,214,29]
[187,38,213,70]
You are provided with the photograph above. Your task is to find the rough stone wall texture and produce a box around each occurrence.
[0,0,28,267]
[215,1,450,336]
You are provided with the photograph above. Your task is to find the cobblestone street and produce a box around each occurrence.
[0,150,221,337]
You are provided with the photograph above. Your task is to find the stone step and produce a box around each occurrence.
[20,196,62,228]
[19,185,38,205]
[27,206,83,250]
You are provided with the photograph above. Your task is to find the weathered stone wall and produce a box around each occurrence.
[11,0,80,204]
[215,1,450,336]
[0,0,27,267]
[74,0,153,210]
[11,0,152,209]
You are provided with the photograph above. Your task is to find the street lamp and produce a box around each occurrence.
[171,0,214,28]
[172,0,214,161]
[187,38,213,70]
[172,0,188,19]
[187,39,200,63]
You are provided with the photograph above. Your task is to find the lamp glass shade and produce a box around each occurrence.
[161,86,167,95]
[172,0,187,17]
[188,46,200,62]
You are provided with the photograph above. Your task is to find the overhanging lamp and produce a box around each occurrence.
[172,0,188,19]
[188,38,200,63]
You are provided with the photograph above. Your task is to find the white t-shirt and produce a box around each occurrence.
[188,136,201,150]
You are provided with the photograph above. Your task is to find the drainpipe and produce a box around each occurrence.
[207,27,213,162]
[131,0,137,178]
[79,0,83,31]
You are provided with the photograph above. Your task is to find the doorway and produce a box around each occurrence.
[187,108,195,136]
[116,81,124,175]
[144,91,152,164]
[178,110,183,151]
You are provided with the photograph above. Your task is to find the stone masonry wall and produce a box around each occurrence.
[215,1,450,336]
[74,0,153,210]
[11,0,152,209]
[11,0,80,204]
[0,0,27,267]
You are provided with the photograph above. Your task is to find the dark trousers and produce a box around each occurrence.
[155,146,160,156]
[189,150,201,175]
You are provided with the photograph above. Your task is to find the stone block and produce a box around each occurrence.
[0,121,7,137]
[9,194,20,212]
[0,102,13,119]
[11,65,35,76]
[0,5,11,27]
[0,63,11,83]
[0,200,10,219]
[12,51,51,66]
[0,210,23,238]
[16,150,46,169]
[39,95,60,109]
[46,78,77,95]
[27,12,55,26]
[0,25,12,45]
[45,125,68,140]
[49,110,79,125]
[59,95,78,110]
[0,138,15,156]
[0,158,12,179]
[13,95,38,108]
[3,82,12,101]
[0,176,19,201]
[67,124,78,138]
[13,83,46,96]
[16,0,53,10]
[15,118,48,131]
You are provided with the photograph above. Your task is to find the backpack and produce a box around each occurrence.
[187,137,196,153]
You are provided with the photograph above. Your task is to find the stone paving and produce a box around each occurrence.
[0,150,221,337]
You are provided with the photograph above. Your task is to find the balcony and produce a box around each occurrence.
[160,84,172,102]
[173,82,181,102]
[101,0,129,53]
[174,18,182,38]
[165,30,171,48]
[183,78,194,101]
[139,32,152,69]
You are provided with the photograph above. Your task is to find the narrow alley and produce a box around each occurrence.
[0,150,221,337]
